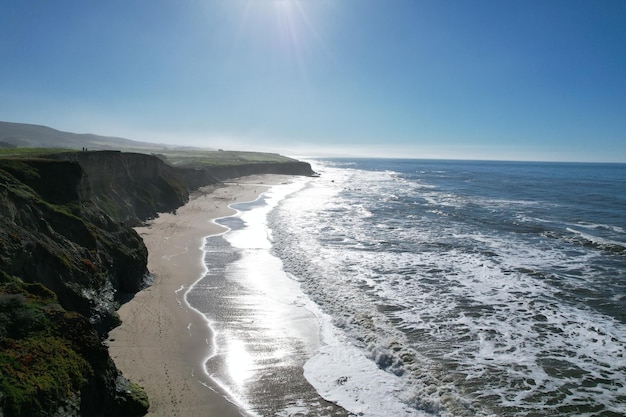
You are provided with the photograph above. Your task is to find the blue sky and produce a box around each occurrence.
[1,0,624,162]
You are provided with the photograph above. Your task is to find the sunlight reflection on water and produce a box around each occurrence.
[225,338,254,386]
[188,179,350,416]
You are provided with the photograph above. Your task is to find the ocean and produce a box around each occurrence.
[187,159,626,417]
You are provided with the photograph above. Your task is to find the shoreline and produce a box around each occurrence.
[108,175,287,417]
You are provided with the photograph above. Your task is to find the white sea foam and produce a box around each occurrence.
[189,159,626,416]
[266,160,626,416]
[566,227,626,248]
[193,177,377,416]
[304,342,430,417]
[574,221,625,234]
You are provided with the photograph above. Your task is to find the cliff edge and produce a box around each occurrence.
[0,156,151,417]
[0,149,314,417]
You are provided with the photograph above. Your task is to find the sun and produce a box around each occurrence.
[272,0,300,22]
[269,0,298,14]
[230,0,329,80]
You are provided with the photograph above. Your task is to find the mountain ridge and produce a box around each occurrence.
[0,121,198,151]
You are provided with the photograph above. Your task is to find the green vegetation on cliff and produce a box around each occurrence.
[0,157,148,333]
[0,156,151,416]
[0,274,148,417]
[155,149,302,168]
[0,275,91,416]
[0,148,69,158]
[0,147,313,417]
[150,149,314,180]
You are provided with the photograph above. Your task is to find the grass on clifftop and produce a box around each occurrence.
[0,148,70,158]
[0,147,299,170]
[152,149,299,169]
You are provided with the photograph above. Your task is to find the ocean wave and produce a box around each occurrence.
[565,227,626,255]
[268,159,626,416]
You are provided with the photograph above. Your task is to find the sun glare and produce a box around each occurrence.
[225,338,254,386]
[228,0,331,86]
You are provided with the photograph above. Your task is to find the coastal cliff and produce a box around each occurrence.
[0,150,314,417]
[203,160,314,181]
[50,151,217,226]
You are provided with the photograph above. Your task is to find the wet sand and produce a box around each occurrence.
[108,176,286,417]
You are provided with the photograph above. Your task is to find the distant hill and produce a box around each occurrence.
[0,121,182,151]
[0,121,315,178]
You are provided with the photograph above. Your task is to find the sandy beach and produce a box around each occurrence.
[108,175,287,417]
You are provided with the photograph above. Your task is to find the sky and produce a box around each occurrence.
[0,0,625,162]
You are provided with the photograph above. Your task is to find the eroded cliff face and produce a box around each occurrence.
[0,157,151,417]
[0,158,150,332]
[203,160,315,181]
[0,277,149,417]
[51,151,218,226]
[0,151,313,331]
[0,150,313,417]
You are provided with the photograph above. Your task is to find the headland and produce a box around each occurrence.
[0,136,313,417]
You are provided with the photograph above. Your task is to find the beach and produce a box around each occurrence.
[108,175,285,417]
